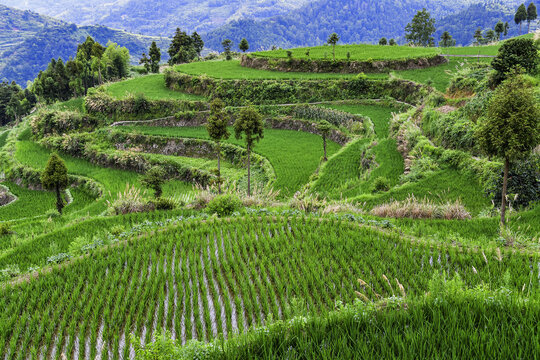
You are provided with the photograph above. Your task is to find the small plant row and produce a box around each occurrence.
[1,216,538,359]
[164,71,430,106]
[241,54,448,74]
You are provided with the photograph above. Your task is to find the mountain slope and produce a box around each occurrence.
[0,5,170,85]
[202,0,525,50]
[0,0,310,36]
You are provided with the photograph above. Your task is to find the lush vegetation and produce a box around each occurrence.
[106,75,204,100]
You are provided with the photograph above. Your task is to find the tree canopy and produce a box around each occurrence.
[41,153,69,214]
[405,8,436,47]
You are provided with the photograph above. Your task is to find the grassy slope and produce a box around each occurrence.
[175,60,360,79]
[106,74,205,100]
[252,44,440,60]
[118,126,340,196]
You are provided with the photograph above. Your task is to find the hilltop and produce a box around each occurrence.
[0,4,170,85]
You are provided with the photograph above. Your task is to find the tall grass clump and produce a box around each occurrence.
[370,194,471,220]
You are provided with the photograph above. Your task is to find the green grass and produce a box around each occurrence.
[353,169,491,215]
[0,130,8,149]
[175,60,360,80]
[117,126,341,196]
[14,139,194,209]
[320,104,398,138]
[253,44,440,61]
[106,74,205,100]
[49,98,85,112]
[0,182,93,222]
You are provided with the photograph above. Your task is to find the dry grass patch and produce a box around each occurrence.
[370,195,471,220]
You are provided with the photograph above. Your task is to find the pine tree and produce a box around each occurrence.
[527,2,538,34]
[41,153,69,214]
[474,28,484,45]
[239,38,249,53]
[515,3,528,34]
[317,120,332,161]
[149,42,161,73]
[139,53,151,73]
[405,9,436,47]
[207,98,231,194]
[222,39,233,60]
[439,31,455,47]
[234,106,264,196]
[192,32,204,59]
[504,21,510,37]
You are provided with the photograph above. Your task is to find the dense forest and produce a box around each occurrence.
[203,0,527,50]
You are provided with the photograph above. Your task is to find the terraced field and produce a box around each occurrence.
[1,216,537,359]
[106,74,205,100]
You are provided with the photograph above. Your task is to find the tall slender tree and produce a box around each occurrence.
[234,106,264,196]
[474,28,484,45]
[41,153,69,214]
[327,33,340,61]
[149,42,161,73]
[222,39,233,60]
[192,32,204,59]
[527,2,538,33]
[476,75,539,225]
[139,53,151,73]
[494,21,505,40]
[439,31,455,47]
[206,98,230,194]
[317,120,332,161]
[515,3,528,34]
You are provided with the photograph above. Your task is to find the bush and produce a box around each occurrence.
[0,223,12,236]
[206,194,242,217]
[151,197,177,211]
[372,177,391,193]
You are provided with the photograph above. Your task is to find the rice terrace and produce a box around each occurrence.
[0,1,539,359]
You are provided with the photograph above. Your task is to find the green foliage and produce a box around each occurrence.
[476,75,540,161]
[222,39,233,60]
[439,31,456,47]
[405,8,436,47]
[140,166,166,198]
[0,82,36,125]
[491,38,539,84]
[514,3,528,33]
[239,38,249,53]
[149,41,161,73]
[234,107,264,149]
[41,153,69,213]
[379,38,388,46]
[206,99,230,143]
[206,194,242,217]
[372,176,391,192]
[168,28,200,65]
[150,197,178,211]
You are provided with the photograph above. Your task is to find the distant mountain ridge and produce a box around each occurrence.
[0,4,170,85]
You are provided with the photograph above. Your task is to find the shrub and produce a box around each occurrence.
[0,223,12,236]
[206,194,242,217]
[151,197,177,211]
[372,177,391,193]
[106,184,151,215]
[370,195,471,220]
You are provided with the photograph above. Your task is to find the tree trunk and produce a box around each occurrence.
[500,158,510,226]
[217,143,222,195]
[98,66,103,84]
[247,143,251,197]
[323,136,327,161]
[333,45,336,62]
[56,185,63,214]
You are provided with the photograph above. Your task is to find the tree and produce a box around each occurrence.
[206,98,231,194]
[439,31,455,47]
[476,75,539,225]
[379,37,388,45]
[222,39,233,60]
[149,42,161,73]
[491,38,539,84]
[140,166,166,199]
[527,2,538,33]
[485,29,497,43]
[102,42,130,80]
[192,32,204,59]
[474,28,484,45]
[234,106,264,196]
[405,9,436,47]
[389,39,397,46]
[327,33,340,61]
[317,120,332,161]
[139,53,151,73]
[41,153,69,214]
[515,3,528,34]
[239,38,249,53]
[495,21,505,40]
[504,21,510,37]
[168,28,196,65]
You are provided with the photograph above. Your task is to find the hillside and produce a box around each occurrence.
[0,4,170,85]
[0,0,310,36]
[203,0,525,50]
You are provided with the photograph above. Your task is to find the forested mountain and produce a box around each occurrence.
[202,0,526,51]
[0,0,310,36]
[0,5,169,86]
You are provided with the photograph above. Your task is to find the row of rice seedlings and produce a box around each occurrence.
[1,216,539,358]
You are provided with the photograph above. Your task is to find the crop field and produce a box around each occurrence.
[118,126,341,196]
[175,60,361,79]
[252,44,440,61]
[1,216,538,359]
[106,74,205,100]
